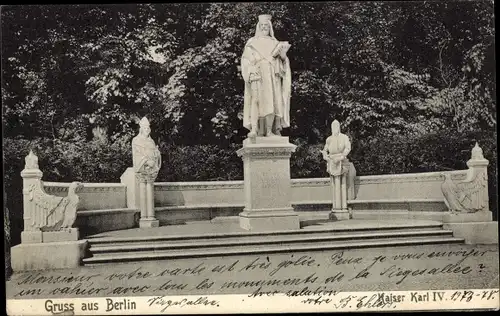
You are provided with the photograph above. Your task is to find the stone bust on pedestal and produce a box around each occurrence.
[241,14,292,138]
[132,117,161,183]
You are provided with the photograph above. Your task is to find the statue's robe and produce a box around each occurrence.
[324,133,356,200]
[132,135,161,178]
[325,134,351,176]
[241,35,291,132]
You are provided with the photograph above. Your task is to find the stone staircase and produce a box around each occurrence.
[82,221,464,266]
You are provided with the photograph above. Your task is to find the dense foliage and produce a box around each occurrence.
[2,3,497,247]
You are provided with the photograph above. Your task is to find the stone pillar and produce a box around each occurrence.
[465,145,490,209]
[146,182,155,218]
[341,175,348,210]
[237,137,299,231]
[330,170,350,220]
[20,151,44,243]
[139,180,148,218]
[138,176,159,228]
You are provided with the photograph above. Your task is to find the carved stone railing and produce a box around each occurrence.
[149,170,469,210]
[43,182,127,210]
[439,143,491,221]
[20,144,490,236]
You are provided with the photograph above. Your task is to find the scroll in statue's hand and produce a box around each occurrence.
[272,42,291,59]
[278,42,292,60]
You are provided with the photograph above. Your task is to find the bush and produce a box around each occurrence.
[290,140,325,178]
[350,129,497,219]
[158,143,243,181]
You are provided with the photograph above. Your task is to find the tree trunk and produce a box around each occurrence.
[4,189,12,280]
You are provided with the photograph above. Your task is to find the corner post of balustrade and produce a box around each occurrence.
[441,142,496,244]
[20,150,44,243]
[12,150,87,271]
[465,142,490,211]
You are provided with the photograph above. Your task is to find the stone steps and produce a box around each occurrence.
[82,235,463,265]
[82,223,464,265]
[87,222,444,244]
[89,229,453,253]
[87,226,450,248]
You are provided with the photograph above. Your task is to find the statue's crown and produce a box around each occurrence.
[139,117,150,128]
[258,14,272,23]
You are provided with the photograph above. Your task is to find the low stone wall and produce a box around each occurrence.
[154,181,244,207]
[36,170,470,229]
[43,182,127,210]
[153,170,468,209]
[43,170,467,214]
[291,170,468,203]
[76,208,138,237]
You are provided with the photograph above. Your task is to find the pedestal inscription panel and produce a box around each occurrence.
[237,137,299,231]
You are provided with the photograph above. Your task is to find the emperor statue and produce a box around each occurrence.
[241,14,292,137]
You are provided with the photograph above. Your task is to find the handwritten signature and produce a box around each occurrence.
[147,296,219,312]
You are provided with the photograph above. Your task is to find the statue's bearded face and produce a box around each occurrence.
[259,22,270,36]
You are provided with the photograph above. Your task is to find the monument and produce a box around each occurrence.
[132,117,162,228]
[321,120,356,220]
[237,14,299,231]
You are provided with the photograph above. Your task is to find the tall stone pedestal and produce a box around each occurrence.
[237,137,299,231]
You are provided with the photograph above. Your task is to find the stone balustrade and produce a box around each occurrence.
[43,182,127,210]
[149,170,469,209]
[18,143,492,236]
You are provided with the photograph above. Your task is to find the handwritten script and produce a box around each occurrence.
[7,245,498,312]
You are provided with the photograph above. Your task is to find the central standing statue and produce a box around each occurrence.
[241,14,292,137]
